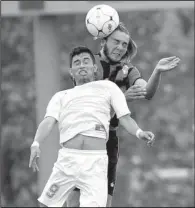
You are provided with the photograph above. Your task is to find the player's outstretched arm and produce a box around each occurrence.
[29,117,57,172]
[119,115,155,146]
[134,56,180,100]
[107,80,155,146]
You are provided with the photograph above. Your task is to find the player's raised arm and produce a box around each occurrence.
[29,92,61,172]
[107,80,155,145]
[134,56,180,100]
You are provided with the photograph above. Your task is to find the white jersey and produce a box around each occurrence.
[44,80,130,145]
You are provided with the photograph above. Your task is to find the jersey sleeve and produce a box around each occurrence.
[44,92,62,121]
[106,81,131,119]
[128,65,142,86]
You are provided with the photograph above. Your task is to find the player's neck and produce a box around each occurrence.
[76,82,88,86]
[75,79,95,86]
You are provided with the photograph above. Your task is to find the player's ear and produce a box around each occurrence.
[69,68,74,78]
[69,69,76,86]
[69,66,73,74]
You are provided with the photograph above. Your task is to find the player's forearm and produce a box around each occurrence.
[119,114,140,137]
[33,117,56,145]
[145,68,161,99]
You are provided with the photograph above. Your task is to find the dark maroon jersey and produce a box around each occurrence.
[94,53,142,128]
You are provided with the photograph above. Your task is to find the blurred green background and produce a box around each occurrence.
[1,5,194,207]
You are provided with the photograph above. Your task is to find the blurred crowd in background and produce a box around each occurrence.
[1,4,194,207]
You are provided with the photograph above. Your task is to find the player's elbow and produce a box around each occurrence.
[145,94,153,100]
[145,91,154,100]
[118,114,130,126]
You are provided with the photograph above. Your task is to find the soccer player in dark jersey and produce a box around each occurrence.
[66,22,180,207]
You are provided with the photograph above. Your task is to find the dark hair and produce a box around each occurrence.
[105,22,137,61]
[69,46,96,67]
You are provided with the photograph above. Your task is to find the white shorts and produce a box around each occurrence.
[38,148,108,207]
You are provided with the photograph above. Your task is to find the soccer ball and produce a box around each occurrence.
[85,4,119,39]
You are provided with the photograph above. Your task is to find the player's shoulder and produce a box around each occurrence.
[52,89,69,99]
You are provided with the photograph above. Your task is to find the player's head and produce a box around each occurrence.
[69,46,98,86]
[101,22,137,64]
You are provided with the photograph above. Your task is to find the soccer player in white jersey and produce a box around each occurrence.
[29,46,155,207]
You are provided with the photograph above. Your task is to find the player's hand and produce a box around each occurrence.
[125,85,147,102]
[139,131,155,147]
[155,56,180,72]
[29,145,40,172]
